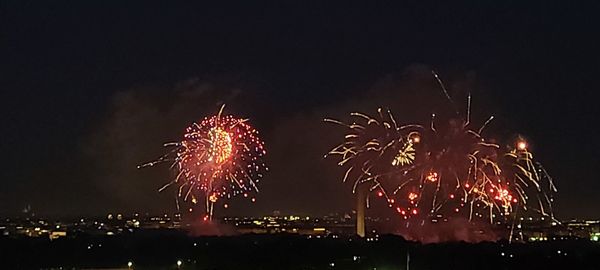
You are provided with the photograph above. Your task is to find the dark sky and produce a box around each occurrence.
[1,2,599,219]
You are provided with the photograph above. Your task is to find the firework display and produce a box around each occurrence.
[139,105,267,220]
[325,75,557,229]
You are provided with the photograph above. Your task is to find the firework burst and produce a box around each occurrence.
[325,73,557,238]
[139,105,268,219]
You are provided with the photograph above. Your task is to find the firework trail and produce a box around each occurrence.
[325,73,557,238]
[139,105,267,220]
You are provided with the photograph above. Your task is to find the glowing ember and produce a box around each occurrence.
[426,171,439,182]
[517,140,527,151]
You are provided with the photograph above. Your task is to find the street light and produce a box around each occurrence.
[177,260,183,268]
[127,261,133,269]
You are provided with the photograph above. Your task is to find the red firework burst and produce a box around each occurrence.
[140,105,267,219]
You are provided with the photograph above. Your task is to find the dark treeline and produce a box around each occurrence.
[2,231,599,269]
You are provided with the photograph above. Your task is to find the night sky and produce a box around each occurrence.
[2,2,599,219]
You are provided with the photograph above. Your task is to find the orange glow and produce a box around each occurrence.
[410,133,421,144]
[408,192,418,201]
[517,140,527,151]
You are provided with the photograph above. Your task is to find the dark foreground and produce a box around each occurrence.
[2,230,599,269]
